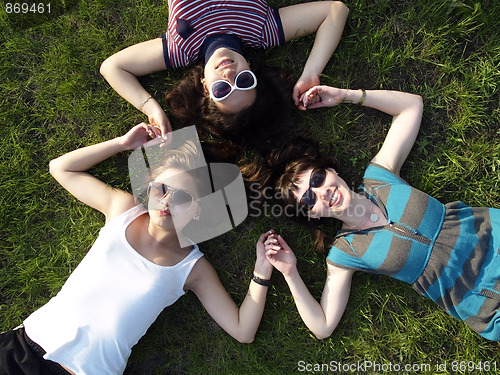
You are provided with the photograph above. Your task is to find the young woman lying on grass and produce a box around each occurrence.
[100,0,349,149]
[263,86,500,341]
[0,124,274,375]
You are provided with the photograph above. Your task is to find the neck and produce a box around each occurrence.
[341,194,377,229]
[146,217,186,251]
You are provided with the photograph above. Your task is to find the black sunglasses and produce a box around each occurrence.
[299,168,327,212]
[147,181,195,211]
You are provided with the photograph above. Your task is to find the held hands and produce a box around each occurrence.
[293,73,321,110]
[119,122,166,151]
[299,86,346,109]
[254,230,277,280]
[264,232,297,277]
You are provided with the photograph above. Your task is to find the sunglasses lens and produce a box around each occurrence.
[300,189,317,210]
[299,169,326,212]
[148,182,194,211]
[235,71,255,88]
[310,169,326,188]
[148,182,164,200]
[172,190,193,208]
[211,81,232,99]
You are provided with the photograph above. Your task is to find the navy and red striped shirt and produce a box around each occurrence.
[163,0,285,69]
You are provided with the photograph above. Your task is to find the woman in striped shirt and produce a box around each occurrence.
[262,85,500,341]
[100,0,349,150]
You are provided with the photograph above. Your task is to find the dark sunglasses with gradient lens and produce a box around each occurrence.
[147,181,195,211]
[299,168,327,212]
[209,70,257,102]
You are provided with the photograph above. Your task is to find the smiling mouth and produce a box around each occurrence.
[216,59,233,69]
[329,188,341,207]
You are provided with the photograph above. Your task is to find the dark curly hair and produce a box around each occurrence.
[165,60,293,155]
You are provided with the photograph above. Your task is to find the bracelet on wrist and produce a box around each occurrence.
[342,89,366,105]
[252,274,271,287]
[358,89,366,105]
[139,94,153,112]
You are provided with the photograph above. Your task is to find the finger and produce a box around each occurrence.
[292,86,301,106]
[304,102,325,110]
[277,235,289,249]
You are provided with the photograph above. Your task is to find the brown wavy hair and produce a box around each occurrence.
[242,133,340,252]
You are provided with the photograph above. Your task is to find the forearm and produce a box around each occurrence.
[49,137,127,176]
[284,269,331,339]
[302,2,349,77]
[100,38,167,117]
[343,89,423,117]
[236,276,270,343]
[101,65,158,115]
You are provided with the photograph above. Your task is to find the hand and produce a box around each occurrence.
[119,122,163,150]
[293,73,321,110]
[299,85,346,109]
[254,230,276,280]
[142,98,172,143]
[264,233,297,276]
[147,110,172,143]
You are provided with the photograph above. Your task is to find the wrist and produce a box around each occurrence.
[342,89,366,105]
[253,268,272,281]
[140,95,158,115]
[252,272,271,287]
[283,267,300,283]
[115,135,135,152]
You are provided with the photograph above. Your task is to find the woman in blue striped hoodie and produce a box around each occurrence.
[263,85,500,341]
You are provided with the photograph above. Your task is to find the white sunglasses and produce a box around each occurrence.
[208,70,257,102]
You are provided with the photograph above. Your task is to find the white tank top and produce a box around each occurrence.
[23,205,204,374]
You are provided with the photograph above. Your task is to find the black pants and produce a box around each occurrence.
[0,327,72,375]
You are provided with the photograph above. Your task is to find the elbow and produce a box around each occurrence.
[48,158,60,178]
[99,58,111,79]
[332,1,350,18]
[235,333,255,344]
[99,55,118,80]
[312,325,336,340]
[313,330,333,340]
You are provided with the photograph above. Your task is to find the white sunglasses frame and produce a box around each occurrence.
[208,70,258,102]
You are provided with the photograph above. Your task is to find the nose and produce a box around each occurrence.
[222,68,237,83]
[312,186,328,202]
[159,190,173,206]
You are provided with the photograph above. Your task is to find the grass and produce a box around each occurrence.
[1,0,499,374]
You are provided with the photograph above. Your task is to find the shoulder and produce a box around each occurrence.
[184,256,218,292]
[362,163,409,187]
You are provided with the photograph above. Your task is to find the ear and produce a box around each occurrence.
[193,204,201,220]
[200,78,209,97]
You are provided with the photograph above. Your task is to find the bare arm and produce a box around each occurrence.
[302,86,423,175]
[279,1,349,109]
[100,39,171,138]
[49,123,161,222]
[266,234,353,339]
[186,231,274,343]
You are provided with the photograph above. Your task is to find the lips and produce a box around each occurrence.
[158,208,171,217]
[216,59,233,69]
